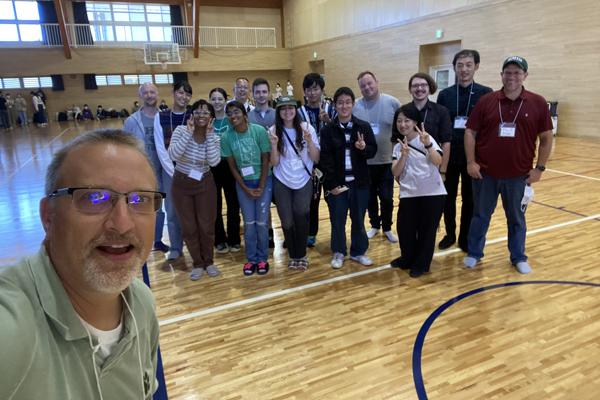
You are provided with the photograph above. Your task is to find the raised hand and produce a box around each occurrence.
[186,115,195,134]
[206,117,215,137]
[303,128,312,144]
[399,136,409,157]
[415,123,431,147]
[319,104,331,123]
[269,131,279,147]
[355,132,366,150]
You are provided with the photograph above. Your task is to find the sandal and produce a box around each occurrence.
[256,261,269,275]
[243,262,256,276]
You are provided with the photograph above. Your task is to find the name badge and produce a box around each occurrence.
[241,166,255,177]
[188,169,203,181]
[499,122,517,138]
[454,116,468,129]
[370,123,380,135]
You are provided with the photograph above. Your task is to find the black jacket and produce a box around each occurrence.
[319,115,377,190]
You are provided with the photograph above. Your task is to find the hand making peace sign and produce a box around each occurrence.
[355,132,366,150]
[415,123,431,147]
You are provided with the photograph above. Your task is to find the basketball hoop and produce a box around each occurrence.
[144,43,181,70]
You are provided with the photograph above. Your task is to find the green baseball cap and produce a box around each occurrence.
[275,96,299,108]
[502,56,528,72]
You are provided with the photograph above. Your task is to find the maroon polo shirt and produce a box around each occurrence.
[466,87,553,179]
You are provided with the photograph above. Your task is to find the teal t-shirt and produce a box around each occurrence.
[213,117,231,138]
[221,123,271,181]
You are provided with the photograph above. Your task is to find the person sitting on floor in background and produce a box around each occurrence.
[96,105,106,120]
[81,104,94,120]
[159,100,169,112]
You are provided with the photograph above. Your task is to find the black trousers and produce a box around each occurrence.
[308,178,322,237]
[396,195,445,274]
[367,164,394,232]
[442,162,473,249]
[211,159,241,246]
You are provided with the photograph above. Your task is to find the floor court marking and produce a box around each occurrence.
[158,213,600,327]
[6,127,72,182]
[547,168,600,182]
[412,280,600,400]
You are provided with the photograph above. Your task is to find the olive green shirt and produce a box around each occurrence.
[0,248,160,399]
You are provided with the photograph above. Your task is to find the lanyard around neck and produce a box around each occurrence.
[456,82,474,117]
[498,98,524,124]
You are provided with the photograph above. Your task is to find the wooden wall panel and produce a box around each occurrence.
[0,71,290,119]
[287,0,600,138]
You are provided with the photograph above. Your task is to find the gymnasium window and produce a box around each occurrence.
[86,2,172,43]
[95,74,173,86]
[0,76,51,89]
[0,0,42,42]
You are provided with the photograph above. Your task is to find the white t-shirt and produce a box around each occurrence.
[78,315,123,363]
[392,136,447,198]
[272,122,319,189]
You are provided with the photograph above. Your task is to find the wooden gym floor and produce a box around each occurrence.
[1,120,599,399]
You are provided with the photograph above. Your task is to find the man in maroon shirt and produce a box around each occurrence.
[463,56,553,274]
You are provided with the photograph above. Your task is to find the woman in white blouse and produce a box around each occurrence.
[390,103,447,278]
[269,96,320,270]
[168,99,221,280]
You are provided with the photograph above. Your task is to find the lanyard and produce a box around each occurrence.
[498,98,524,124]
[456,82,474,117]
[170,111,186,133]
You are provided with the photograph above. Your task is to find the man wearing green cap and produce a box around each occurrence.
[463,56,554,274]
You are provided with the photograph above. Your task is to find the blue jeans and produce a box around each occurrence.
[162,169,183,256]
[326,182,370,257]
[468,174,527,264]
[145,136,167,244]
[236,176,273,263]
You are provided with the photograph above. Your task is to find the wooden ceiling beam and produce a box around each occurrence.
[53,0,71,59]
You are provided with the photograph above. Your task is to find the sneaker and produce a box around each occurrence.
[438,235,456,250]
[256,261,270,275]
[206,264,221,277]
[350,254,373,266]
[153,241,170,253]
[367,228,379,239]
[230,244,241,253]
[167,250,181,261]
[243,262,256,276]
[383,230,398,243]
[215,243,230,254]
[515,261,532,274]
[288,259,299,270]
[331,252,345,269]
[409,269,425,278]
[307,236,316,247]
[297,256,309,271]
[189,267,204,281]
[463,256,479,269]
[390,256,410,270]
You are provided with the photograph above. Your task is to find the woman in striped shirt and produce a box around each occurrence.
[169,99,222,281]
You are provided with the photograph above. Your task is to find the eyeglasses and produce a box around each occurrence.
[226,109,243,117]
[411,83,429,89]
[49,187,165,215]
[305,87,321,94]
[193,110,212,117]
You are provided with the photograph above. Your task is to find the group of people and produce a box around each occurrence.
[120,49,552,280]
[0,49,554,398]
[0,90,47,129]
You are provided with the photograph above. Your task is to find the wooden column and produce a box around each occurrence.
[193,0,200,58]
[53,0,71,59]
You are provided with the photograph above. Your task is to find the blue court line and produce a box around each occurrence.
[412,280,600,399]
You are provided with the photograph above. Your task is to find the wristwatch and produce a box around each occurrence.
[535,164,546,172]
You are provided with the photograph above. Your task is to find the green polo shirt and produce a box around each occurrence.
[0,247,160,399]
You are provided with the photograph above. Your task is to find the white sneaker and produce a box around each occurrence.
[367,228,379,239]
[331,253,345,269]
[350,254,373,266]
[515,261,532,274]
[383,230,398,243]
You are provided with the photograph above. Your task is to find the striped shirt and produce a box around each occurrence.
[168,125,221,176]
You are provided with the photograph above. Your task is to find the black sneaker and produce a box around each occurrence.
[215,243,230,254]
[438,235,456,250]
[390,257,410,270]
[153,241,170,253]
[409,269,425,278]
